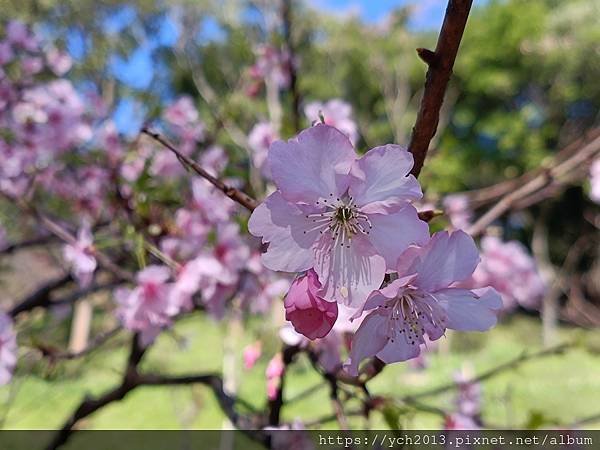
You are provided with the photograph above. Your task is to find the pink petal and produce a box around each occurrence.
[248,191,318,272]
[414,231,480,292]
[314,233,386,308]
[434,287,502,331]
[268,124,355,204]
[367,205,430,269]
[343,309,389,376]
[349,145,422,213]
[376,335,422,364]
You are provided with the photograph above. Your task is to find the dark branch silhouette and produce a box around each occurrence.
[408,0,473,177]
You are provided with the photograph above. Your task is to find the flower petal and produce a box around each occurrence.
[376,333,422,364]
[269,124,355,204]
[248,191,318,272]
[414,230,480,291]
[434,287,502,331]
[314,233,386,308]
[343,309,389,376]
[368,205,430,269]
[349,145,422,213]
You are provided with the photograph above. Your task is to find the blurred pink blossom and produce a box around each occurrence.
[63,225,97,288]
[46,47,72,76]
[248,122,278,177]
[590,158,600,204]
[0,312,17,385]
[469,236,546,311]
[250,44,292,89]
[266,353,284,400]
[443,194,472,230]
[243,341,262,370]
[304,99,359,144]
[114,265,176,345]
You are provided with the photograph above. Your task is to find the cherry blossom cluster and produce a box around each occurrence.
[445,366,482,430]
[249,124,503,375]
[247,44,293,96]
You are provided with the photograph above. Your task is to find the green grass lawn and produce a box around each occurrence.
[1,313,599,430]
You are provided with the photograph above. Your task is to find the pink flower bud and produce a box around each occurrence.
[243,341,262,370]
[284,269,338,340]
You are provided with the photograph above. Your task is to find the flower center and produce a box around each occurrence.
[383,291,448,346]
[303,194,372,248]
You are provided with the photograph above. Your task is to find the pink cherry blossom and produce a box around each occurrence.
[249,124,428,308]
[454,366,481,418]
[63,225,97,287]
[6,21,38,51]
[248,122,278,177]
[46,47,73,76]
[162,96,204,152]
[199,145,228,177]
[0,312,17,385]
[469,236,546,311]
[284,269,338,340]
[114,265,176,345]
[443,194,472,230]
[304,99,359,145]
[445,413,480,430]
[250,44,292,89]
[243,341,262,370]
[266,353,285,400]
[590,158,600,204]
[169,255,231,311]
[239,252,289,314]
[97,121,124,165]
[345,230,502,375]
[0,42,14,65]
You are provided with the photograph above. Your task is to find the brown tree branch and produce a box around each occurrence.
[46,333,267,450]
[467,132,600,236]
[38,326,122,361]
[408,0,473,178]
[282,0,301,132]
[9,274,73,318]
[141,128,259,211]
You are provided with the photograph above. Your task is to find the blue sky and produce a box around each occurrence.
[97,1,456,136]
[310,0,449,29]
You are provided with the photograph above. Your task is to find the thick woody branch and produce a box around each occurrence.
[46,334,266,450]
[267,344,301,426]
[408,0,473,177]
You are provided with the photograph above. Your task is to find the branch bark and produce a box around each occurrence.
[408,0,473,177]
[9,274,72,318]
[45,333,266,450]
[282,0,301,132]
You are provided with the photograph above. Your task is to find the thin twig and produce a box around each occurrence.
[467,132,600,236]
[39,326,122,361]
[141,128,259,211]
[402,342,574,402]
[1,235,57,255]
[408,0,473,177]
